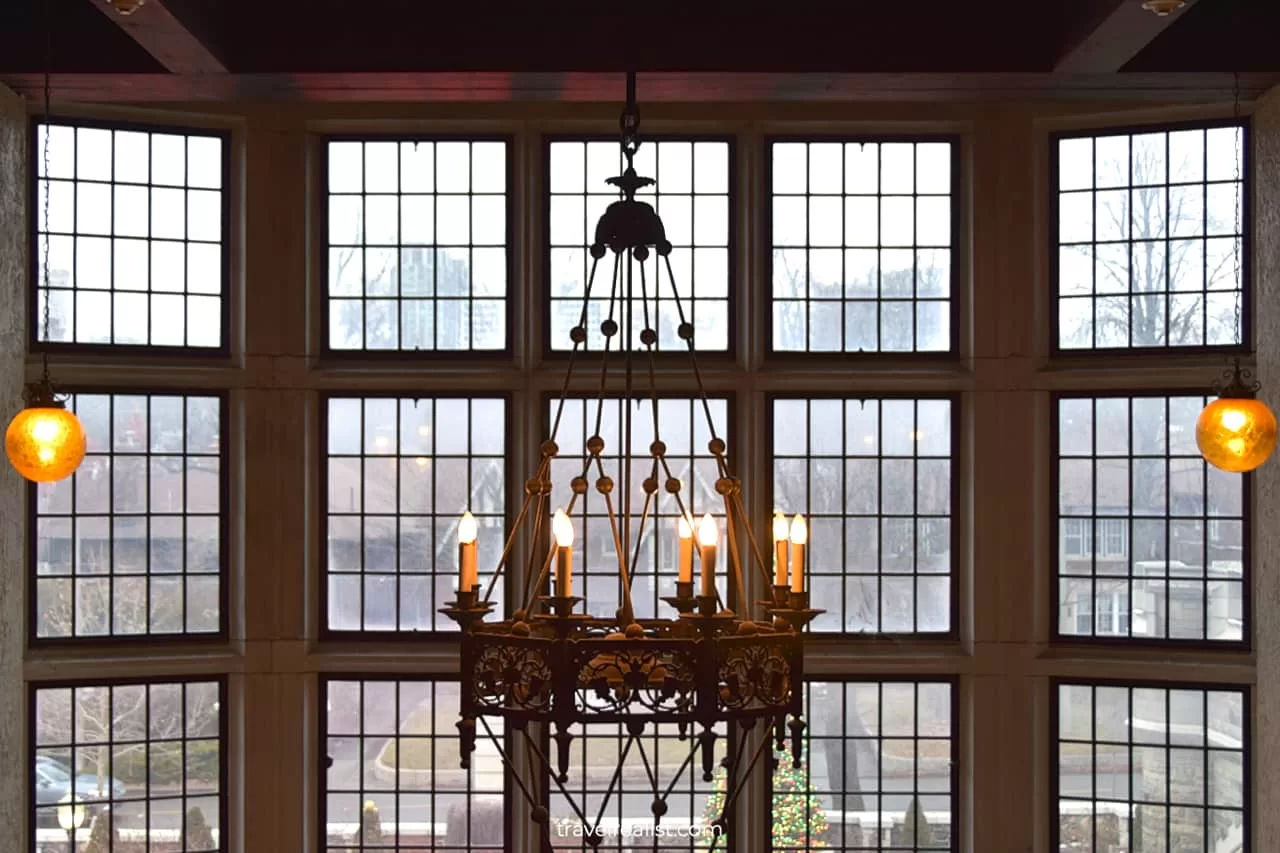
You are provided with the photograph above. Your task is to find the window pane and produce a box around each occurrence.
[548,396,729,620]
[772,397,954,633]
[32,679,224,850]
[33,392,224,639]
[548,139,732,353]
[325,139,510,351]
[551,720,728,850]
[770,139,955,353]
[1055,395,1246,642]
[1054,124,1246,350]
[781,680,956,851]
[322,678,504,850]
[1055,682,1246,853]
[34,123,226,349]
[324,396,506,631]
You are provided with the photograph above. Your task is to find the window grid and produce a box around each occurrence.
[32,119,229,353]
[320,677,505,852]
[1052,680,1248,853]
[29,391,227,643]
[545,396,731,621]
[767,137,958,355]
[321,395,508,634]
[550,721,729,851]
[770,396,956,635]
[1051,120,1249,352]
[1052,393,1247,645]
[30,677,227,853]
[546,137,734,354]
[776,679,957,852]
[323,137,513,354]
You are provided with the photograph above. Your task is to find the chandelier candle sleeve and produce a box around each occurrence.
[458,511,479,591]
[789,514,807,593]
[677,514,694,584]
[698,513,718,598]
[553,509,574,597]
[773,511,790,587]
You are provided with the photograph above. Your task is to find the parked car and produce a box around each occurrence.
[34,756,126,827]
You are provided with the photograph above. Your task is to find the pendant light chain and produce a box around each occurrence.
[39,46,52,387]
[1232,71,1242,347]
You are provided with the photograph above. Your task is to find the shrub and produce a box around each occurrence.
[186,805,216,850]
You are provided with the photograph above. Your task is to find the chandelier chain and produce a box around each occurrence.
[1232,71,1242,346]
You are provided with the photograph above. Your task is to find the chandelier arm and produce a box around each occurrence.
[592,455,637,624]
[626,484,657,605]
[621,251,636,621]
[721,493,752,616]
[481,459,546,604]
[713,725,774,840]
[548,252,604,441]
[589,253,624,441]
[632,730,659,795]
[657,455,695,533]
[519,485,553,610]
[637,258,663,443]
[662,254,722,443]
[657,736,704,804]
[473,718,543,823]
[589,732,638,832]
[729,490,782,590]
[521,727,599,830]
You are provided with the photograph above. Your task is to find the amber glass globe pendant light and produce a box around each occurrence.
[1194,73,1276,474]
[1196,361,1277,473]
[5,60,85,483]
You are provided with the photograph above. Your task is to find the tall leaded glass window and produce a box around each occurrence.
[1054,394,1246,643]
[771,396,955,634]
[768,139,957,354]
[34,121,228,350]
[547,138,732,353]
[31,391,226,640]
[1053,122,1247,351]
[323,395,507,632]
[325,138,511,352]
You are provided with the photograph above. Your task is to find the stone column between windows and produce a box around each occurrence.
[968,105,1042,853]
[0,82,28,853]
[1251,83,1280,852]
[239,110,312,853]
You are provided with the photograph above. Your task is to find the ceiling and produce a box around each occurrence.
[0,0,1276,102]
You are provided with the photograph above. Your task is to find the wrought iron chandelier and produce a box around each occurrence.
[441,72,821,845]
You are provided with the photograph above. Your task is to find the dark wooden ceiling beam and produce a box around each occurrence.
[1055,0,1198,73]
[86,0,225,74]
[2,71,1276,105]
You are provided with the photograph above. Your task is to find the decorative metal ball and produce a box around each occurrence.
[595,476,614,494]
[708,437,726,456]
[569,325,587,344]
[639,328,657,346]
[525,478,542,495]
[642,477,658,494]
[512,621,531,637]
[532,805,549,824]
[715,477,735,495]
[651,799,668,817]
[5,404,86,483]
[570,476,589,494]
[589,243,607,260]
[677,322,694,340]
[600,319,619,338]
[540,439,559,457]
[649,440,666,457]
[664,477,682,493]
[586,435,606,455]
[1196,397,1278,473]
[634,245,650,262]
[624,622,645,639]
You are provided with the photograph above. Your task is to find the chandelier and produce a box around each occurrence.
[441,72,821,844]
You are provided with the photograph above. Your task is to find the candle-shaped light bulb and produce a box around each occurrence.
[677,514,694,584]
[458,511,478,593]
[697,513,718,598]
[552,509,574,597]
[772,510,790,587]
[789,514,807,593]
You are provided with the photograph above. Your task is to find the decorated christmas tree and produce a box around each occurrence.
[701,751,829,848]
